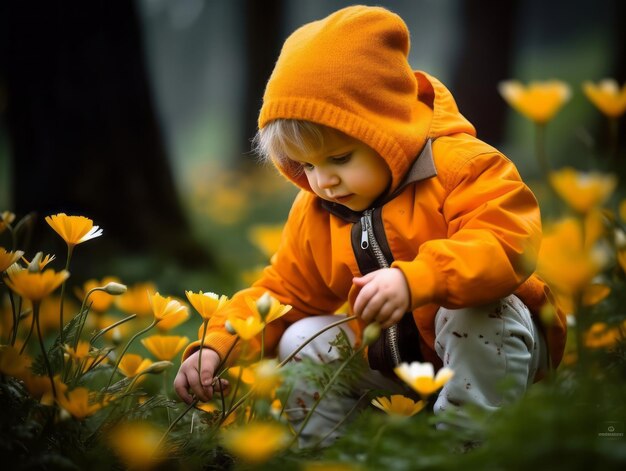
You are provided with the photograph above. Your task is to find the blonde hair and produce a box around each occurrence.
[252,120,333,174]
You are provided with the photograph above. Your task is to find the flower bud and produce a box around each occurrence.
[28,252,43,273]
[111,327,123,346]
[143,361,173,375]
[256,292,272,320]
[539,303,555,327]
[225,319,237,335]
[363,322,381,346]
[58,407,72,422]
[103,282,127,295]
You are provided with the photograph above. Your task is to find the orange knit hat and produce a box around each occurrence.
[258,5,433,192]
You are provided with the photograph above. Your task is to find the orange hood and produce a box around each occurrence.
[258,5,475,194]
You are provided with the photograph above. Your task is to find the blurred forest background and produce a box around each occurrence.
[0,0,624,298]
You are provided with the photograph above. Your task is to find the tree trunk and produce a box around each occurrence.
[450,0,517,146]
[240,0,285,164]
[0,0,212,271]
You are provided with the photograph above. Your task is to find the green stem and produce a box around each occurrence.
[19,308,36,355]
[104,319,157,391]
[34,302,57,398]
[278,315,357,367]
[89,314,137,345]
[226,354,246,418]
[163,371,171,424]
[7,289,18,346]
[74,287,111,349]
[214,338,239,419]
[13,297,24,347]
[288,344,366,448]
[369,422,391,456]
[311,390,369,449]
[219,316,358,426]
[123,369,152,394]
[154,399,198,456]
[197,320,209,388]
[59,245,74,346]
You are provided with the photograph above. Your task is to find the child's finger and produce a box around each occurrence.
[352,271,376,287]
[214,378,231,396]
[173,373,194,404]
[200,368,214,392]
[189,376,212,402]
[354,285,382,322]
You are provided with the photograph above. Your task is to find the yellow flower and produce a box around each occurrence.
[221,422,290,464]
[185,290,229,321]
[582,283,611,307]
[63,341,91,360]
[0,211,16,233]
[56,387,103,420]
[0,247,24,272]
[196,402,218,414]
[141,335,189,361]
[245,292,292,323]
[536,218,607,314]
[5,267,70,302]
[371,394,426,417]
[19,372,65,403]
[248,224,284,260]
[393,362,454,398]
[0,345,32,379]
[198,170,250,225]
[498,80,571,124]
[227,314,264,341]
[583,79,626,118]
[148,292,188,324]
[584,322,623,349]
[115,282,157,317]
[108,421,169,470]
[45,213,103,247]
[154,297,189,332]
[74,276,121,312]
[118,353,153,378]
[549,167,617,214]
[227,365,255,385]
[250,359,282,398]
[21,253,56,271]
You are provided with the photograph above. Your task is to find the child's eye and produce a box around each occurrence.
[301,162,314,170]
[330,153,352,164]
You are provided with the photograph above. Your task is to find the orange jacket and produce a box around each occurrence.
[184,72,567,369]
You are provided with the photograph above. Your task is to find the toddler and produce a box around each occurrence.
[174,5,567,447]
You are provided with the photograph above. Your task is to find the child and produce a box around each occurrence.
[174,5,567,447]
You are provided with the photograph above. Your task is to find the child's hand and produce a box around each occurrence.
[173,348,230,404]
[352,268,410,329]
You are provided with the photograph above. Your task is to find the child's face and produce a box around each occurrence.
[288,131,391,212]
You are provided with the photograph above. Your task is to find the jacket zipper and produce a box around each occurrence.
[360,209,401,366]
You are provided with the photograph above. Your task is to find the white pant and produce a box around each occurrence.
[277,295,547,448]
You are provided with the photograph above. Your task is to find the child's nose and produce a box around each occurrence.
[316,168,340,189]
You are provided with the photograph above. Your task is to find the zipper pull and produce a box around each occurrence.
[360,213,370,249]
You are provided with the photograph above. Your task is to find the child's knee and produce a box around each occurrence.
[433,296,543,411]
[277,315,356,364]
[435,296,537,361]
